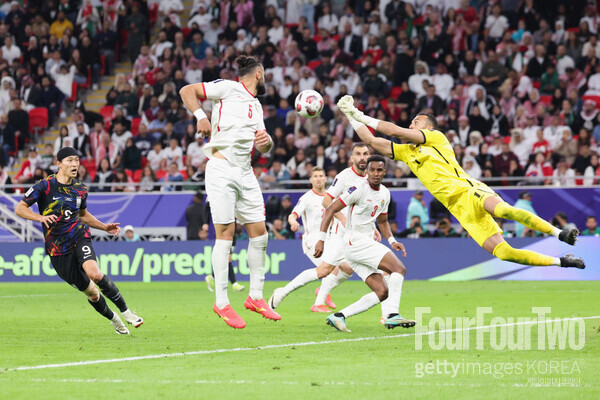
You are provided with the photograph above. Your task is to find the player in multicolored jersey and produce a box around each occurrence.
[268,167,331,311]
[15,147,143,335]
[180,55,280,329]
[314,155,416,332]
[337,95,585,270]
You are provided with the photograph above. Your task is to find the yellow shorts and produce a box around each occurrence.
[448,185,503,247]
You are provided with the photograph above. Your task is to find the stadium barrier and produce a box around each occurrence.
[0,237,597,283]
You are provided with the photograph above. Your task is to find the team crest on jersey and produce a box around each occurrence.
[347,186,356,194]
[76,196,81,207]
[381,199,385,207]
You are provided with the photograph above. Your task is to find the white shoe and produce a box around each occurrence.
[110,314,130,334]
[232,282,245,292]
[205,275,215,292]
[59,111,66,119]
[268,287,285,310]
[121,309,143,328]
[92,83,99,90]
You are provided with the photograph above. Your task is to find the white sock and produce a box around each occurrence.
[339,292,380,318]
[282,268,319,297]
[315,273,336,305]
[248,233,268,301]
[333,270,351,287]
[551,227,561,238]
[384,273,404,317]
[553,257,561,266]
[212,239,232,309]
[380,274,391,318]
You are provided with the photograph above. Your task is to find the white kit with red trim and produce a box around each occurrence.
[201,79,265,169]
[338,180,390,238]
[325,166,368,237]
[291,189,325,252]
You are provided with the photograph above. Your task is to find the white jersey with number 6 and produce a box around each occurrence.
[201,79,265,169]
[291,189,325,251]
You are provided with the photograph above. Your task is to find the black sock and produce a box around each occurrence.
[228,262,237,284]
[334,312,345,318]
[97,276,128,312]
[88,295,114,320]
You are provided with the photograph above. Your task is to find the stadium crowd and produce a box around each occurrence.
[2,0,600,193]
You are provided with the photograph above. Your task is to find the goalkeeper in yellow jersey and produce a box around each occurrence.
[336,95,585,269]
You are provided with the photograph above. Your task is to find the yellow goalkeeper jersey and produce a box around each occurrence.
[391,129,485,208]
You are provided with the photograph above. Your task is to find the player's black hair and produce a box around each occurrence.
[236,55,262,76]
[367,155,386,166]
[586,215,596,221]
[417,112,439,130]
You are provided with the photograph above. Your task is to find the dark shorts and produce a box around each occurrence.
[50,239,98,291]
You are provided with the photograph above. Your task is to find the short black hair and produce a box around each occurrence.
[586,215,596,221]
[236,55,262,76]
[352,142,368,151]
[367,155,386,166]
[417,112,438,130]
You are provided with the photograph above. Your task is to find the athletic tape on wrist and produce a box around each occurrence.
[387,236,397,245]
[193,108,207,121]
[317,231,327,242]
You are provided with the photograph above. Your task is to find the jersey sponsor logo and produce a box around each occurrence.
[64,210,73,220]
[212,79,224,83]
[52,196,61,200]
[347,186,356,194]
[76,197,81,207]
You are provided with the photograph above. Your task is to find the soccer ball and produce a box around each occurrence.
[295,90,324,118]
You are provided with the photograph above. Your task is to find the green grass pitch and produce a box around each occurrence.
[1,280,599,399]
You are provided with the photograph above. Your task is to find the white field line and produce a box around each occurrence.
[0,293,66,299]
[6,315,600,372]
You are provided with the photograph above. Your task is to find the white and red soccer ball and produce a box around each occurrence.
[295,90,324,118]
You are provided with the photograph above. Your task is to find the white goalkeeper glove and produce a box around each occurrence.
[337,95,365,123]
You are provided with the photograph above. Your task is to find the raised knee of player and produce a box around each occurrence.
[83,261,104,283]
[316,262,335,279]
[376,285,389,302]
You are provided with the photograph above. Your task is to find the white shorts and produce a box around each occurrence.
[205,157,265,225]
[344,234,390,281]
[302,239,321,267]
[321,231,346,267]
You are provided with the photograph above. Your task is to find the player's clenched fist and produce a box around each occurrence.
[196,118,211,139]
[314,240,324,258]
[289,220,300,232]
[392,241,407,257]
[254,129,272,152]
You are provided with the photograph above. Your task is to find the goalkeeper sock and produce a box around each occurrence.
[493,202,560,238]
[281,268,319,297]
[492,241,560,266]
[97,276,128,312]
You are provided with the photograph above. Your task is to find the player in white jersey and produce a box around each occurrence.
[268,144,371,313]
[180,55,281,329]
[314,156,416,332]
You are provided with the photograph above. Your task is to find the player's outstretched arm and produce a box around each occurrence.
[314,199,347,258]
[79,209,121,236]
[376,212,406,256]
[15,201,57,228]
[179,83,211,138]
[350,121,394,158]
[337,95,424,145]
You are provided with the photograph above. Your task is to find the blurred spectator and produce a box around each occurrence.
[186,191,210,240]
[405,190,429,229]
[398,215,425,238]
[513,191,538,237]
[429,216,460,238]
[92,157,113,192]
[112,168,135,192]
[552,211,578,232]
[72,123,92,159]
[35,75,64,127]
[553,160,576,187]
[139,166,158,192]
[0,164,12,192]
[15,146,43,184]
[525,152,554,185]
[77,164,92,184]
[269,218,292,240]
[111,122,133,153]
[123,225,141,242]
[494,141,520,176]
[160,161,184,191]
[0,113,15,166]
[582,216,600,236]
[583,153,600,185]
[262,159,291,188]
[122,138,142,171]
[572,144,592,175]
[162,137,184,169]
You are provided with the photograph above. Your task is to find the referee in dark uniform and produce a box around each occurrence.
[15,147,143,334]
